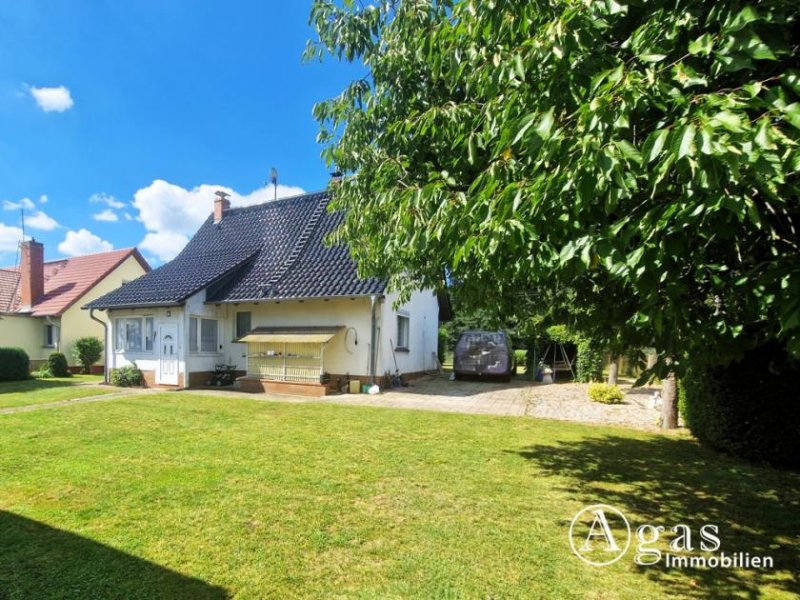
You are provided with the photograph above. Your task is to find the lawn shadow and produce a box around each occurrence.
[0,510,228,599]
[510,435,800,598]
[0,378,89,395]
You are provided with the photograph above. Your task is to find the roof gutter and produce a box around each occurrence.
[89,308,110,384]
[207,293,386,306]
[83,301,183,311]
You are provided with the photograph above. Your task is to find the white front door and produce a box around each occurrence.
[158,324,179,385]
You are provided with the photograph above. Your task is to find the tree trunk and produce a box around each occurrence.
[661,363,678,429]
[608,355,619,386]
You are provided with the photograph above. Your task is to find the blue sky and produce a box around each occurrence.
[0,1,357,266]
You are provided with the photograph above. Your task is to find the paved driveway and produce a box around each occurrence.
[326,374,662,430]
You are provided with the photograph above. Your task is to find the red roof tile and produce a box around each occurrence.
[0,248,150,316]
[0,268,20,312]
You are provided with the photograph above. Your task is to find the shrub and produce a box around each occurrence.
[587,383,625,404]
[0,347,30,381]
[514,349,527,373]
[46,352,71,377]
[111,363,144,387]
[437,326,449,365]
[72,336,103,374]
[32,366,53,378]
[682,342,800,469]
[576,339,604,382]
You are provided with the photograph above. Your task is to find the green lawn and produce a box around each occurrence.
[0,394,797,599]
[0,375,110,409]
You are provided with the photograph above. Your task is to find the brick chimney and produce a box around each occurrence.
[214,191,231,223]
[20,239,44,309]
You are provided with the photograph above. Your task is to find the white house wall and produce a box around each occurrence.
[378,289,440,376]
[213,297,376,378]
[106,288,440,386]
[105,306,187,385]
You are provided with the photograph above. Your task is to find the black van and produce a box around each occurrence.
[453,331,515,381]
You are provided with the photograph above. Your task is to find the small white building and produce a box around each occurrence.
[85,190,443,396]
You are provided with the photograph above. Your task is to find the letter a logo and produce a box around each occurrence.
[580,509,621,552]
[569,504,631,566]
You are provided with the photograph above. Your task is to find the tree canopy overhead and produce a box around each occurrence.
[307,0,800,373]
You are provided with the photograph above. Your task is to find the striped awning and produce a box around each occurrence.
[237,326,343,344]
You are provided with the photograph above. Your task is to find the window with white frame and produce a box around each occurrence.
[115,317,154,352]
[43,324,56,348]
[396,314,410,350]
[189,317,219,353]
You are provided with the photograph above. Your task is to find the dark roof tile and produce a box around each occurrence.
[86,191,386,310]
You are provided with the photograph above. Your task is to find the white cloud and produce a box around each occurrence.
[123,212,133,221]
[93,209,119,222]
[140,231,190,262]
[0,223,24,253]
[25,211,60,231]
[29,85,74,112]
[131,179,305,261]
[58,229,113,256]
[3,197,36,211]
[39,195,48,204]
[2,197,59,230]
[89,192,126,210]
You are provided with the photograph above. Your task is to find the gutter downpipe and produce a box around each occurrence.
[369,295,380,385]
[89,308,110,384]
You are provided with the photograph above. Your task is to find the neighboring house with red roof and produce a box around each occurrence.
[0,240,150,370]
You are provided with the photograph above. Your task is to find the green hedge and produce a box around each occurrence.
[0,347,30,381]
[111,364,144,387]
[682,342,800,469]
[47,352,71,377]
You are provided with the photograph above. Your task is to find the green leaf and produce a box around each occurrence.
[740,31,777,61]
[607,63,625,86]
[699,126,714,154]
[677,124,697,159]
[639,53,666,63]
[782,103,800,131]
[616,140,642,164]
[688,33,714,56]
[512,112,537,145]
[712,111,744,132]
[726,6,760,33]
[781,70,800,96]
[467,134,477,164]
[513,54,525,80]
[754,120,776,150]
[604,0,628,16]
[535,107,556,140]
[626,246,645,268]
[643,129,669,163]
[673,63,707,88]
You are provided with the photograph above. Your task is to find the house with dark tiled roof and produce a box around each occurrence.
[0,241,150,370]
[85,191,442,395]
